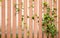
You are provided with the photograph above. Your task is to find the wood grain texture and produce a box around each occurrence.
[1,0,5,38]
[7,0,11,38]
[58,0,60,38]
[12,0,16,38]
[43,0,47,38]
[34,0,38,38]
[24,0,27,38]
[18,0,22,38]
[29,0,33,38]
[53,0,57,38]
[39,0,42,38]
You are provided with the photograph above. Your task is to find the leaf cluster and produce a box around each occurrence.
[42,2,57,38]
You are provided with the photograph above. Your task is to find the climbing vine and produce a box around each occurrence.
[42,1,57,38]
[13,0,57,38]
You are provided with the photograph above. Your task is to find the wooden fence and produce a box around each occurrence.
[0,0,60,38]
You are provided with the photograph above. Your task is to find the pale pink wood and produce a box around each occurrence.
[34,0,38,38]
[44,0,47,2]
[43,0,47,38]
[1,0,5,38]
[29,0,33,38]
[53,0,57,25]
[18,0,22,38]
[7,0,11,38]
[53,0,57,38]
[24,0,27,38]
[47,0,52,38]
[58,0,60,38]
[49,0,52,38]
[12,0,16,38]
[53,0,57,8]
[39,0,42,38]
[48,0,52,15]
[44,0,47,13]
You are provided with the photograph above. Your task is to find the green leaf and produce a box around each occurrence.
[16,8,20,12]
[0,0,2,2]
[22,17,24,21]
[47,7,50,12]
[32,16,34,20]
[43,2,48,7]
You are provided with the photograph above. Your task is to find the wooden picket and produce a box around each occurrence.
[48,0,52,15]
[29,0,33,38]
[1,0,5,38]
[48,0,52,38]
[12,0,16,38]
[53,0,57,38]
[18,0,22,38]
[0,0,58,38]
[7,0,11,38]
[58,0,60,38]
[34,0,38,38]
[39,0,42,38]
[43,0,47,38]
[24,0,27,38]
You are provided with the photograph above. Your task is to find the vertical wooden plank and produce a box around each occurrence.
[34,0,37,38]
[43,0,47,38]
[46,0,52,38]
[53,0,57,38]
[48,0,52,15]
[48,0,52,38]
[1,0,5,38]
[29,0,33,38]
[58,0,60,38]
[7,0,11,38]
[53,0,57,25]
[44,0,47,14]
[24,0,27,38]
[12,0,16,38]
[39,0,42,38]
[18,0,22,38]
